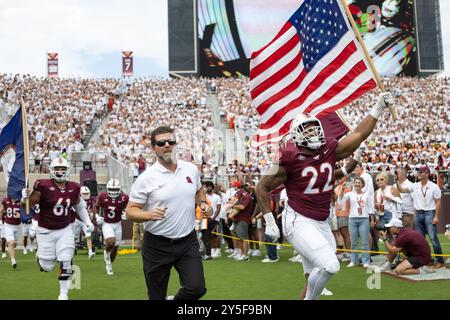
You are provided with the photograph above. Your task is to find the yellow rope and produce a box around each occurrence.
[212,231,450,258]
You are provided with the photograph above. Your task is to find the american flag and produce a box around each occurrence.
[250,0,376,146]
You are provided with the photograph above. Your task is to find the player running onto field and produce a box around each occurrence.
[256,93,394,300]
[94,179,129,275]
[21,157,94,300]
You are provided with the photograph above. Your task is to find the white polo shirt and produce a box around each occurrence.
[130,159,201,239]
[410,181,441,211]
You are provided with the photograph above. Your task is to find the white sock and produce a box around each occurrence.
[11,258,16,265]
[59,280,71,295]
[88,249,93,255]
[104,250,111,263]
[305,268,334,300]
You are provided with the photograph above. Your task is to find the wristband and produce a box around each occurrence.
[341,166,348,177]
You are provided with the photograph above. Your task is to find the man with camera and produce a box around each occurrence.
[378,218,434,275]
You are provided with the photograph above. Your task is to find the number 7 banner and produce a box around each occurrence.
[122,51,133,76]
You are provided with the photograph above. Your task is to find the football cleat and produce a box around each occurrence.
[321,288,333,296]
[58,294,69,300]
[105,263,114,276]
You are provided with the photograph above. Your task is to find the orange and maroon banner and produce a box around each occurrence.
[122,51,133,76]
[47,53,58,78]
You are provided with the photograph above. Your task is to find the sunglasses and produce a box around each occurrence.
[154,139,177,147]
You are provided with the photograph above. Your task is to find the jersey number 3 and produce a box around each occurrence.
[302,163,333,194]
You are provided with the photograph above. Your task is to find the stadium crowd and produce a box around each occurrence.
[0,73,114,171]
[88,77,217,169]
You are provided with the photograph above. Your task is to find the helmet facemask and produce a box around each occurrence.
[291,120,325,150]
[107,187,121,199]
[106,179,121,199]
[50,166,70,183]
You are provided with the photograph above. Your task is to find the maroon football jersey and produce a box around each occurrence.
[280,137,338,221]
[97,192,129,223]
[87,196,96,211]
[70,207,78,223]
[2,198,21,225]
[34,179,81,230]
[32,204,40,221]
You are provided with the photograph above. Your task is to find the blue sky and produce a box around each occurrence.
[0,0,448,78]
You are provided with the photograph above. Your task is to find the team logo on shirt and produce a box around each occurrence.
[186,176,193,184]
[298,155,305,160]
[49,187,55,191]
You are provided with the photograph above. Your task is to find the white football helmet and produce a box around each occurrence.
[382,0,400,19]
[290,113,325,150]
[49,157,71,183]
[106,179,121,199]
[80,186,91,201]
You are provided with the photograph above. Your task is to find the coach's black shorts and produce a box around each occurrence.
[407,256,424,269]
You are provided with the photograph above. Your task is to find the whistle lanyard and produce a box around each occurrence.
[421,186,428,199]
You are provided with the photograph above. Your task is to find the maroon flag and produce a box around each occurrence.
[249,0,376,146]
[122,51,133,76]
[47,53,58,78]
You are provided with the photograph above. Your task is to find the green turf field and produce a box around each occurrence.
[1,236,449,300]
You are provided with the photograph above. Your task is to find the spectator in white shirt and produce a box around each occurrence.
[394,167,415,228]
[345,177,372,268]
[203,181,222,259]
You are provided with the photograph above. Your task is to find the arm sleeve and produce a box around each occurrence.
[393,234,405,249]
[239,195,252,208]
[279,149,292,175]
[33,180,41,192]
[195,167,202,192]
[73,199,91,225]
[129,175,150,204]
[433,185,442,199]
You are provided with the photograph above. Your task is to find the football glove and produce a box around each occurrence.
[370,92,394,120]
[21,188,31,203]
[95,215,104,226]
[263,212,280,242]
[85,223,95,234]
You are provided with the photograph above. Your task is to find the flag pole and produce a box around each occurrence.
[20,97,30,214]
[338,0,397,120]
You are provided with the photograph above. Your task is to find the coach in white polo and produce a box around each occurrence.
[126,126,207,300]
